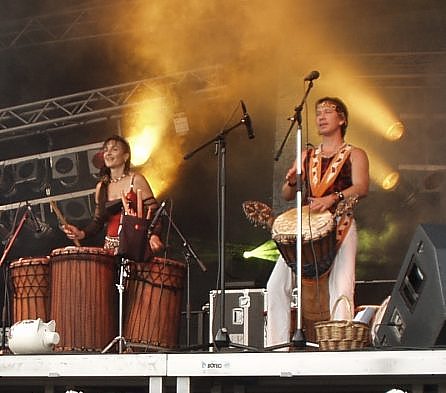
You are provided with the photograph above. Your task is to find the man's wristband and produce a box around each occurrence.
[335,191,345,201]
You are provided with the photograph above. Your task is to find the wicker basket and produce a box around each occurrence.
[314,295,370,351]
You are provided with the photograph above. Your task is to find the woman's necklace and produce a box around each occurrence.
[110,173,127,183]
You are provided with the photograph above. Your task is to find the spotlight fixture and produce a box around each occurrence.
[173,112,190,135]
[14,159,39,184]
[87,148,104,177]
[0,165,16,197]
[386,121,405,141]
[52,153,78,179]
[59,196,92,222]
[381,171,400,191]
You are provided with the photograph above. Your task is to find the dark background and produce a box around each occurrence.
[0,1,445,334]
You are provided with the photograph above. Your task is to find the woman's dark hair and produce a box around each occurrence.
[99,134,132,182]
[315,96,349,137]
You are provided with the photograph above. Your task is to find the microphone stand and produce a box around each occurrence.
[0,207,30,352]
[161,211,207,347]
[184,112,257,351]
[270,80,316,350]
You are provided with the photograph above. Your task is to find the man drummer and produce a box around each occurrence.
[266,96,369,347]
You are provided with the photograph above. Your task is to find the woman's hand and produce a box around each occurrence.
[149,234,164,253]
[62,224,85,241]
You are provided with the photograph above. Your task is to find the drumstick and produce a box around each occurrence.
[146,206,154,220]
[121,192,130,214]
[137,189,143,218]
[49,200,81,247]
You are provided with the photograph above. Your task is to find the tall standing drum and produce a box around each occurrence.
[124,257,185,349]
[49,247,116,352]
[9,256,50,323]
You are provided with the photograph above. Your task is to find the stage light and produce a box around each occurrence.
[381,171,400,190]
[51,153,78,179]
[243,240,280,262]
[423,171,444,191]
[0,165,16,197]
[8,318,59,354]
[386,121,405,141]
[173,112,190,135]
[87,148,104,177]
[59,196,92,222]
[14,159,40,184]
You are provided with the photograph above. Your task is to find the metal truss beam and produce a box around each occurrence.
[0,188,95,212]
[0,1,144,50]
[0,65,224,139]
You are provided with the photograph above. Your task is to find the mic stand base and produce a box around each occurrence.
[180,327,259,353]
[101,335,128,354]
[291,329,306,348]
[213,328,230,348]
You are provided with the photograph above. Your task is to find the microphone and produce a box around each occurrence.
[304,70,320,81]
[240,100,255,139]
[148,200,166,233]
[26,203,43,233]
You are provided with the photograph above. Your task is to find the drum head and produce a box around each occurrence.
[272,205,334,242]
[51,246,114,257]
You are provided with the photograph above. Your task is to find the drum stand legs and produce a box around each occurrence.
[102,258,128,354]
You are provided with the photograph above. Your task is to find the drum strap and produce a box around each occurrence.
[308,143,352,197]
[336,213,353,247]
[308,143,353,247]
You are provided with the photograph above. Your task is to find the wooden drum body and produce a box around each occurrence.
[273,206,335,341]
[123,257,185,349]
[9,256,50,323]
[49,247,116,352]
[272,205,336,278]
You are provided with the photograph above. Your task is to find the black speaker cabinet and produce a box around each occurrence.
[375,224,446,347]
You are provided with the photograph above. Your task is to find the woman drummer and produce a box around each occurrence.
[63,135,163,254]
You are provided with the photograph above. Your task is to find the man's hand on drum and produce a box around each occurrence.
[308,194,337,213]
[63,224,86,241]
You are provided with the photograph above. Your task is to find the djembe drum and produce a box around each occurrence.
[123,257,186,349]
[9,256,50,323]
[272,205,337,277]
[49,246,117,352]
[272,205,337,341]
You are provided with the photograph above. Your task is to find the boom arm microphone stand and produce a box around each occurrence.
[184,103,256,351]
[161,211,207,347]
[0,207,31,351]
[271,77,316,349]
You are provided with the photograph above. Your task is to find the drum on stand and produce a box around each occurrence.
[9,256,50,323]
[123,257,186,349]
[49,247,117,352]
[273,205,336,341]
[272,205,336,277]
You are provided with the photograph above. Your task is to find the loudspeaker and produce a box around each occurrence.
[375,224,446,347]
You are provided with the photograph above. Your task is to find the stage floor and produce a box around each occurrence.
[0,348,445,393]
